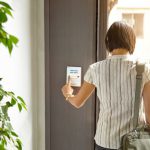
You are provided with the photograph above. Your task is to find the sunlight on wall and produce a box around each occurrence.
[0,0,33,150]
[108,0,150,59]
[0,0,45,150]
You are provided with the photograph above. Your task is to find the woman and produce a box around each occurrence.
[61,21,150,150]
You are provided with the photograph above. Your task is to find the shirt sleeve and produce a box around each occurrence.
[143,63,150,84]
[84,64,96,86]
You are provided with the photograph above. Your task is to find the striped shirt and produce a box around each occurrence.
[84,55,150,149]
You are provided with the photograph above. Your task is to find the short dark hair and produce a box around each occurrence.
[105,21,136,54]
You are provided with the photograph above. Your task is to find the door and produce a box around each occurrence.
[45,0,108,150]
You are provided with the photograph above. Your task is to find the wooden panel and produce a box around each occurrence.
[45,0,97,149]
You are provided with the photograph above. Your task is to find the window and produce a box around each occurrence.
[122,13,144,38]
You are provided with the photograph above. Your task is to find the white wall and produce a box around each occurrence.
[0,0,45,150]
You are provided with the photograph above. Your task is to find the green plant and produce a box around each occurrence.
[0,1,27,150]
[0,0,18,54]
[0,88,27,150]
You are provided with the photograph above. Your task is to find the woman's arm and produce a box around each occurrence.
[142,81,150,124]
[61,81,95,109]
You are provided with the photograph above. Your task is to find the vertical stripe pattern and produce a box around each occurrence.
[84,55,150,149]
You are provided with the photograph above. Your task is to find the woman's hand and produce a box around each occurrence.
[61,77,74,100]
[62,79,95,109]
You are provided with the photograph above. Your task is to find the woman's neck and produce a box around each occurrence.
[111,48,129,55]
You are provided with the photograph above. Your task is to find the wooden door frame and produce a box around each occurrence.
[96,0,108,61]
[95,0,108,123]
[44,0,51,149]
